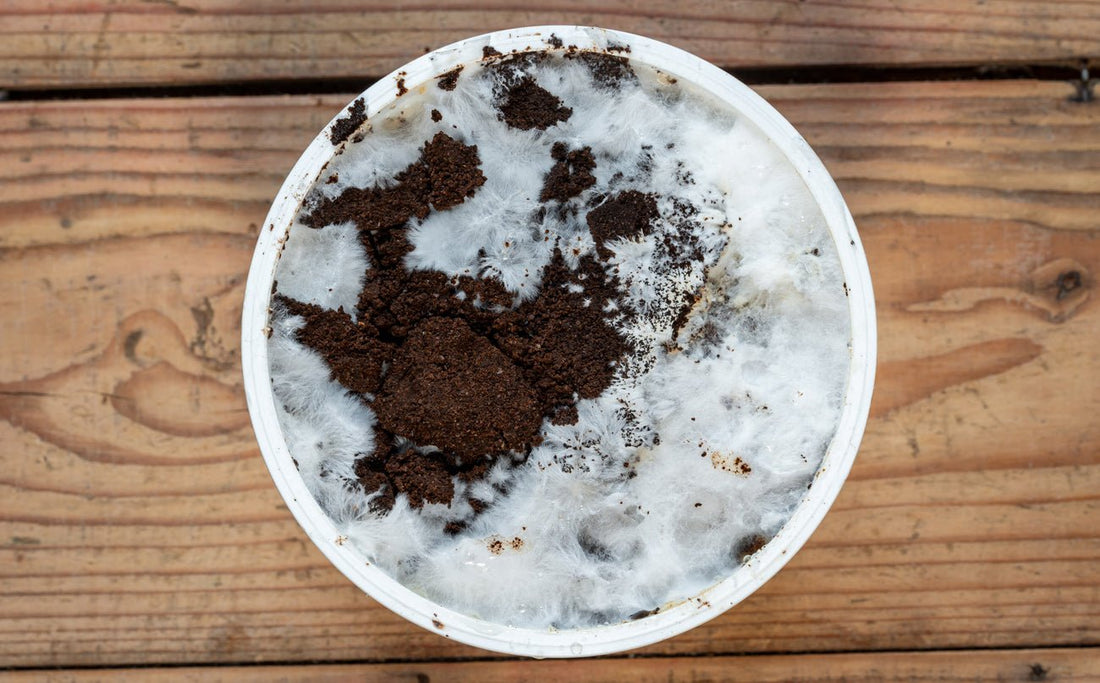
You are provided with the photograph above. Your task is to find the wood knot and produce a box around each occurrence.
[1032,257,1089,321]
[907,257,1089,323]
[1056,270,1082,300]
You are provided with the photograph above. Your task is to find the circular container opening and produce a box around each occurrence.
[242,25,876,658]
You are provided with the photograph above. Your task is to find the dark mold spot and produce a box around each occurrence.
[735,534,768,562]
[629,607,660,620]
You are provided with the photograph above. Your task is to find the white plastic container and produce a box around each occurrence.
[241,25,875,658]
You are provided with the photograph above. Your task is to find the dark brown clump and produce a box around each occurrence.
[571,52,637,89]
[286,123,639,514]
[384,448,454,508]
[330,98,367,146]
[421,131,489,210]
[373,317,543,464]
[482,45,502,58]
[396,77,408,96]
[430,109,443,122]
[353,444,395,513]
[498,250,629,409]
[540,142,597,202]
[436,65,464,91]
[586,190,659,259]
[275,297,390,395]
[301,131,486,231]
[306,161,428,232]
[353,441,453,510]
[497,77,573,130]
[546,34,564,48]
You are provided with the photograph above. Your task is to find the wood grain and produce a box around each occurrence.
[8,648,1100,682]
[0,80,1097,667]
[2,1,1099,89]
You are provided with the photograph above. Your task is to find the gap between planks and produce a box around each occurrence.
[0,647,1098,682]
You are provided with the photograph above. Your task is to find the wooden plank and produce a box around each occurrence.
[0,80,1097,667]
[6,648,1100,682]
[2,1,1099,89]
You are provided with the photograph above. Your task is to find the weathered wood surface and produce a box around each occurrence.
[9,648,1100,682]
[0,80,1097,667]
[2,1,1099,89]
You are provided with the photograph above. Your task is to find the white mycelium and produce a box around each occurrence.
[268,50,850,629]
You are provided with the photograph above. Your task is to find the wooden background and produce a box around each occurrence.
[1,2,1098,680]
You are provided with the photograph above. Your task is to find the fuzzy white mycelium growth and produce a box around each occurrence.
[268,45,850,629]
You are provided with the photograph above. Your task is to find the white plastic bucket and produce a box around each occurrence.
[241,25,876,658]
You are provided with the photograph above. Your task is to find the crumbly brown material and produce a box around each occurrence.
[572,52,637,88]
[329,98,367,146]
[436,65,464,91]
[541,143,597,202]
[301,131,486,232]
[274,297,390,395]
[373,316,544,464]
[586,190,659,259]
[283,113,651,512]
[497,77,573,131]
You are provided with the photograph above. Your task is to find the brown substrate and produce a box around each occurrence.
[497,76,573,130]
[587,190,659,259]
[329,98,367,146]
[372,316,543,464]
[541,143,597,202]
[279,57,703,518]
[302,131,486,232]
[436,65,464,91]
[274,297,390,395]
[283,112,650,512]
[572,52,638,89]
